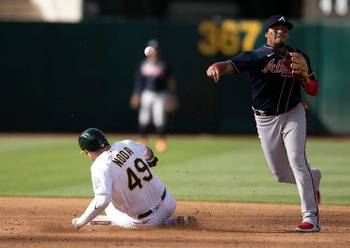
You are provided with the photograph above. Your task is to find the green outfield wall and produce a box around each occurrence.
[0,19,349,134]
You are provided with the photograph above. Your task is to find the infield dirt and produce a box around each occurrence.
[0,197,349,248]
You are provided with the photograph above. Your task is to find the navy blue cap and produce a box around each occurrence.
[264,15,293,32]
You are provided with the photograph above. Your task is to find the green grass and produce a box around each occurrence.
[0,134,349,205]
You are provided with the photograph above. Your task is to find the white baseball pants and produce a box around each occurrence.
[139,90,167,128]
[103,190,176,228]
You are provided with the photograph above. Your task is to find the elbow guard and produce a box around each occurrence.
[147,156,159,167]
[144,147,159,167]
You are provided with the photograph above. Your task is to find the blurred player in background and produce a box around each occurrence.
[72,128,195,229]
[206,15,321,232]
[130,39,177,152]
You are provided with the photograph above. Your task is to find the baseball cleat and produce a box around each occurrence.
[295,221,320,232]
[138,138,148,145]
[176,216,198,227]
[156,139,167,152]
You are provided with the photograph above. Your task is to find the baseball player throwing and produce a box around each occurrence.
[206,15,321,232]
[72,128,195,229]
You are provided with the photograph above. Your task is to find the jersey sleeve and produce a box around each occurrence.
[91,164,112,197]
[75,163,112,228]
[227,51,258,73]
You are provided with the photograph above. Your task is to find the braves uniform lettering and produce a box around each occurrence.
[261,58,292,77]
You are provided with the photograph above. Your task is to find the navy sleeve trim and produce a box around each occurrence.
[226,60,240,73]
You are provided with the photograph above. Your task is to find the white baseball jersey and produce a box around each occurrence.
[92,140,166,215]
[76,140,176,228]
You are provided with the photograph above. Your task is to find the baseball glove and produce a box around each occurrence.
[284,52,310,82]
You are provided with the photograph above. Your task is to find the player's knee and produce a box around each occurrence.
[273,173,288,183]
[276,176,285,183]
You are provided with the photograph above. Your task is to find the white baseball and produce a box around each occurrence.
[144,46,155,56]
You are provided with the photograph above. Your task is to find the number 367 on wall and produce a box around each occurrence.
[198,20,262,56]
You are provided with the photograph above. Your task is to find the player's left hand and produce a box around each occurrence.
[288,52,310,82]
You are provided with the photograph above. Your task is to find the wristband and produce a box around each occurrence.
[304,79,319,96]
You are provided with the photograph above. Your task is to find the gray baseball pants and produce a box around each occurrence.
[254,103,320,225]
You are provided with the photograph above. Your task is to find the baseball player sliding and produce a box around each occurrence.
[206,15,321,232]
[72,128,196,229]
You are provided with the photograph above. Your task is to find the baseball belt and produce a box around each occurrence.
[137,188,167,219]
[252,107,278,117]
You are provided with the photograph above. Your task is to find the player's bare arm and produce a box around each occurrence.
[206,61,236,82]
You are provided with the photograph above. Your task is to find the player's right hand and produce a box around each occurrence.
[206,63,222,82]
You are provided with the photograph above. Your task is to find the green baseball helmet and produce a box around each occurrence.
[78,128,110,152]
